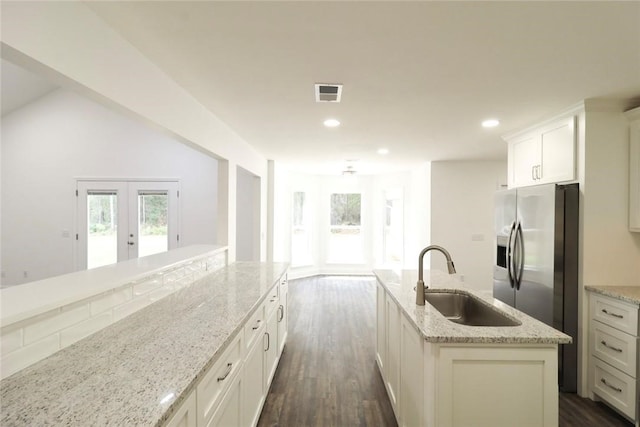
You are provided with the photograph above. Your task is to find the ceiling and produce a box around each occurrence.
[10,2,640,174]
[1,59,57,117]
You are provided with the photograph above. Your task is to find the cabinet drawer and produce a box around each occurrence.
[244,303,265,350]
[592,357,637,420]
[591,294,639,335]
[591,320,638,377]
[196,332,243,427]
[264,286,279,318]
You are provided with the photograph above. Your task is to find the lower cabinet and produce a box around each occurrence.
[277,275,289,355]
[376,282,559,427]
[163,276,287,427]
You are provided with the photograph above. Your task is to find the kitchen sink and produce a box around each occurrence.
[425,291,521,327]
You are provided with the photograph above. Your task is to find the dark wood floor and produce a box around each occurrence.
[258,275,633,427]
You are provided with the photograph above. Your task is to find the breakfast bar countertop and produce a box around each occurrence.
[0,261,289,427]
[374,269,571,345]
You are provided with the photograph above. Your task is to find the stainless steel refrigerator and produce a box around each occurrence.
[493,183,579,392]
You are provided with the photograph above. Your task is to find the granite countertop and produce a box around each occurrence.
[585,285,640,306]
[0,261,289,426]
[374,269,571,345]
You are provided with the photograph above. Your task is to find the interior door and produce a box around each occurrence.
[77,180,179,270]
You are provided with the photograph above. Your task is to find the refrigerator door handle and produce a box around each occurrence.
[514,221,524,289]
[506,221,516,288]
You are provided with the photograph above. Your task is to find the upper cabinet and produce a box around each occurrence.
[626,106,640,232]
[506,116,577,188]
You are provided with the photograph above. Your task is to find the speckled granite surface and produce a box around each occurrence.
[0,262,288,426]
[585,285,640,306]
[374,269,571,345]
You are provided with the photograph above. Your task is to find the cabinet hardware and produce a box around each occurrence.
[264,332,270,352]
[601,340,623,353]
[600,378,623,393]
[601,309,624,319]
[252,319,261,330]
[217,363,233,382]
[278,305,284,322]
[531,166,536,181]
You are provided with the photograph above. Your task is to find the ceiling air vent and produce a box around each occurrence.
[315,83,343,103]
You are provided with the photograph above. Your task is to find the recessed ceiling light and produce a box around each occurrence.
[377,148,389,155]
[482,119,500,128]
[323,118,340,128]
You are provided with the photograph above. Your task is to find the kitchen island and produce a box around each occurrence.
[1,261,289,426]
[375,269,571,427]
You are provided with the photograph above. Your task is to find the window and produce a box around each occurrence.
[291,192,312,266]
[383,189,404,265]
[327,193,363,263]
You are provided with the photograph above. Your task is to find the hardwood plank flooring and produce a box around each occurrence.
[257,275,397,427]
[258,275,634,427]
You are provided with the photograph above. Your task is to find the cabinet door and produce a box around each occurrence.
[539,117,575,184]
[386,294,401,415]
[207,374,242,427]
[508,134,540,188]
[264,308,279,388]
[165,392,197,427]
[277,277,288,355]
[243,331,265,427]
[400,315,423,427]
[376,282,386,373]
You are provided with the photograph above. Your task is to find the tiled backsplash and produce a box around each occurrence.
[0,251,227,379]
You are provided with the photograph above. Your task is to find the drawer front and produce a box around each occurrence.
[244,303,265,350]
[197,332,243,427]
[592,357,637,420]
[591,320,638,377]
[591,293,639,335]
[264,286,279,318]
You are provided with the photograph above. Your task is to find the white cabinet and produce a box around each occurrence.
[197,332,244,427]
[506,116,576,188]
[376,282,386,372]
[277,275,288,355]
[588,292,640,422]
[385,294,401,416]
[626,106,640,232]
[399,315,424,427]
[207,373,242,427]
[161,274,288,427]
[376,282,560,427]
[165,393,197,427]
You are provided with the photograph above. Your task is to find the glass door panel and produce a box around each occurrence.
[87,191,119,269]
[137,192,169,258]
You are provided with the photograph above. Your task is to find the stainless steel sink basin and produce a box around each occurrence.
[425,291,521,327]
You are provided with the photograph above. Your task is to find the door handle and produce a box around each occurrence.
[506,221,516,288]
[514,222,524,289]
[128,241,135,246]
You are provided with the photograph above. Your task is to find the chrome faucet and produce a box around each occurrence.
[416,245,456,306]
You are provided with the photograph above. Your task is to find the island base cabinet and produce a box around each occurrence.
[207,374,242,427]
[435,345,558,427]
[165,393,197,427]
[400,316,424,427]
[243,332,266,427]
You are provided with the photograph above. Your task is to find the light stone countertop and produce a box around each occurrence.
[0,261,289,426]
[585,285,640,306]
[1,244,228,325]
[374,269,571,344]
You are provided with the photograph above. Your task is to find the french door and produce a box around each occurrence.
[77,180,179,270]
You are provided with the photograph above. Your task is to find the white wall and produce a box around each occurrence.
[1,2,269,262]
[430,161,507,291]
[1,89,219,286]
[236,166,260,262]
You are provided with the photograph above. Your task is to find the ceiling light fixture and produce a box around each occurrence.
[324,118,340,128]
[482,119,500,128]
[377,148,389,155]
